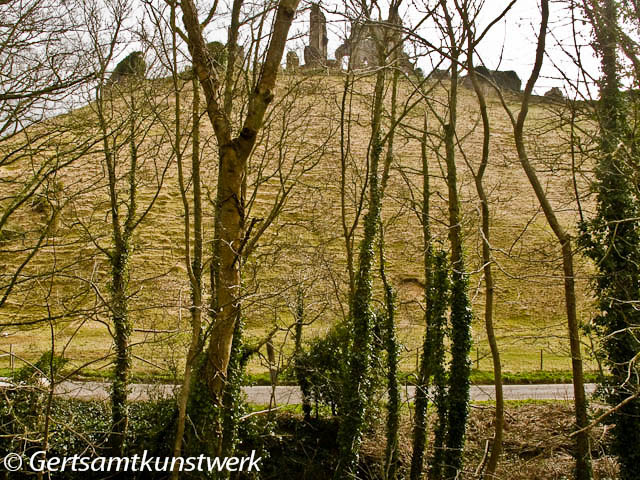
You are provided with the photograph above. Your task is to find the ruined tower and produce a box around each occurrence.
[303,3,328,67]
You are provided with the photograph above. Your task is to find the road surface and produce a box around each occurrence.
[11,381,596,404]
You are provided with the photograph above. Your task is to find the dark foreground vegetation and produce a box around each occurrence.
[0,385,619,480]
[0,356,619,479]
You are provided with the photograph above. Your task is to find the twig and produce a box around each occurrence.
[239,405,286,421]
[570,389,640,437]
[475,439,490,476]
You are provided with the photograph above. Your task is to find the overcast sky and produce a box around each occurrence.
[311,1,599,96]
[139,0,601,97]
[278,0,599,96]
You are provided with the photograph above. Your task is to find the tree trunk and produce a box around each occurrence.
[293,288,312,420]
[172,70,203,478]
[179,0,301,402]
[335,66,386,480]
[380,225,399,480]
[221,314,246,460]
[109,243,131,458]
[481,187,503,478]
[428,252,450,480]
[97,87,138,459]
[507,2,591,477]
[465,41,504,477]
[410,115,439,480]
[205,141,245,401]
[580,1,640,478]
[379,61,400,480]
[441,23,473,477]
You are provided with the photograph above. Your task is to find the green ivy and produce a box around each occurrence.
[578,13,640,477]
[443,263,473,479]
[427,251,451,480]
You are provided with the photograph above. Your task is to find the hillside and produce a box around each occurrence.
[0,73,599,380]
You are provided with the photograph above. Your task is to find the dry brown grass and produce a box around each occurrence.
[0,73,600,379]
[357,402,617,479]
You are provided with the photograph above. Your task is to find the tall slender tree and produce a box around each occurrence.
[335,58,387,480]
[379,222,400,480]
[438,4,473,478]
[456,1,504,474]
[94,62,171,458]
[335,3,409,476]
[160,0,205,471]
[409,114,450,479]
[466,60,504,480]
[497,1,592,477]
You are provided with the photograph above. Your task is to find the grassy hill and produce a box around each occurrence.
[0,73,600,381]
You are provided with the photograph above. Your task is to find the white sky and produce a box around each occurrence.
[134,0,601,97]
[285,0,600,96]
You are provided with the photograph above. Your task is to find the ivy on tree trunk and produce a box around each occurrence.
[580,2,640,478]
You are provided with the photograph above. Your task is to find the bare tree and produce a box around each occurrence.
[0,0,95,308]
[494,1,592,477]
[84,1,174,454]
[177,0,301,406]
[455,1,505,475]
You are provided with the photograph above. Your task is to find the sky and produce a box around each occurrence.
[317,0,599,96]
[277,0,600,96]
[129,0,603,97]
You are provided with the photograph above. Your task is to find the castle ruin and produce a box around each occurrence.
[334,20,413,73]
[303,3,328,67]
[462,66,522,91]
[335,24,379,70]
[299,5,414,73]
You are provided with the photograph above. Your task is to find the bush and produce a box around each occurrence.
[0,395,176,479]
[294,314,386,420]
[295,326,347,416]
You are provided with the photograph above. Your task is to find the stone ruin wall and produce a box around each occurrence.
[303,3,328,67]
[295,4,414,74]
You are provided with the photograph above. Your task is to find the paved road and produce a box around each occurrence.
[18,381,597,404]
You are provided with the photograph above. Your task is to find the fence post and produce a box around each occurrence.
[10,344,14,373]
[540,349,543,371]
